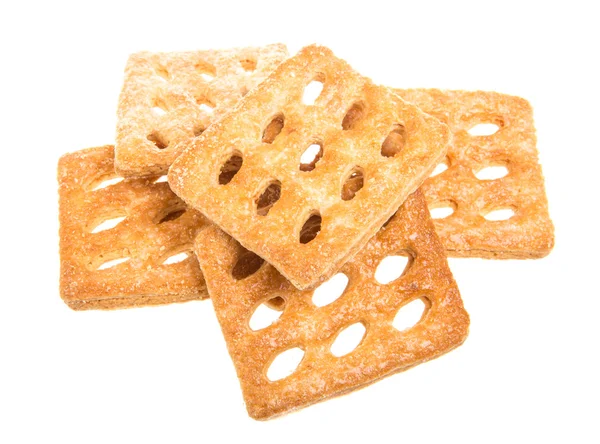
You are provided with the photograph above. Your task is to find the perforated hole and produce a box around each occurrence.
[267,347,304,382]
[157,208,186,224]
[302,79,324,105]
[162,251,191,265]
[429,201,457,219]
[330,322,366,357]
[312,273,349,307]
[342,102,365,130]
[90,216,126,233]
[375,253,412,284]
[262,113,284,143]
[240,58,257,72]
[154,64,169,81]
[474,165,508,180]
[97,257,130,271]
[256,181,281,216]
[299,142,323,172]
[151,106,167,117]
[147,131,169,149]
[249,297,285,331]
[195,60,216,81]
[218,153,243,185]
[193,126,205,137]
[154,175,168,183]
[393,298,428,331]
[430,157,450,177]
[468,123,500,136]
[232,249,264,280]
[90,176,123,191]
[483,208,515,221]
[381,124,406,157]
[299,213,322,244]
[341,167,364,201]
[196,98,215,113]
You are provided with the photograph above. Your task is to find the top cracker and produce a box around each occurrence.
[115,44,288,177]
[169,45,449,290]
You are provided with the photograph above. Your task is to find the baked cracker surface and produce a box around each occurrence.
[396,89,554,258]
[170,45,449,290]
[115,43,289,177]
[194,190,469,420]
[58,145,209,310]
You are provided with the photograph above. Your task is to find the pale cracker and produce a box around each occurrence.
[58,145,209,310]
[396,89,554,258]
[115,44,289,177]
[194,190,469,420]
[170,45,449,290]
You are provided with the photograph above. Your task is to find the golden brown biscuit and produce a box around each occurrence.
[194,191,469,420]
[58,145,209,310]
[115,44,289,177]
[170,45,449,290]
[396,89,554,258]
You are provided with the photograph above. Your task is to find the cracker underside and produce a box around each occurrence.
[170,45,449,290]
[194,191,469,420]
[58,145,209,310]
[115,43,289,177]
[396,89,554,258]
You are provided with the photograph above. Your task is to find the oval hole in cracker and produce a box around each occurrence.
[330,322,366,357]
[312,273,349,307]
[393,298,428,332]
[249,298,285,331]
[474,165,508,180]
[195,59,216,81]
[341,101,365,130]
[262,113,285,143]
[375,253,412,285]
[299,212,322,244]
[341,166,364,201]
[90,215,126,234]
[90,176,123,191]
[299,142,323,172]
[232,249,264,280]
[256,181,282,216]
[429,201,457,219]
[468,123,500,136]
[240,58,257,72]
[381,124,407,157]
[302,79,324,105]
[162,251,191,265]
[267,347,304,382]
[157,206,186,224]
[483,208,515,221]
[147,131,169,150]
[97,257,130,271]
[430,157,450,177]
[218,152,243,185]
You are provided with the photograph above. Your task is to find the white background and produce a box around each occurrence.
[1,1,598,442]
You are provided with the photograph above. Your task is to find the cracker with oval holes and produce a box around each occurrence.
[194,190,469,420]
[115,43,289,177]
[169,45,449,290]
[58,145,209,310]
[395,89,554,258]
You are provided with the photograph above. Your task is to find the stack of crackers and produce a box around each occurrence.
[58,44,554,420]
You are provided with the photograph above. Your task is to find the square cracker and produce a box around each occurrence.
[194,191,469,420]
[115,43,289,177]
[58,145,209,310]
[170,45,449,290]
[395,89,554,258]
